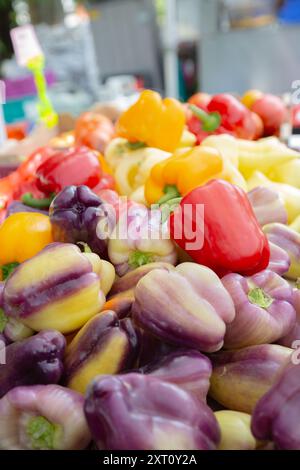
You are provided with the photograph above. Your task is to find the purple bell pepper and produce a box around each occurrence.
[222,270,296,349]
[0,330,65,398]
[50,185,115,258]
[84,373,220,450]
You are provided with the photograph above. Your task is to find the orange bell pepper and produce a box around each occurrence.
[0,212,53,279]
[144,146,223,205]
[115,90,185,152]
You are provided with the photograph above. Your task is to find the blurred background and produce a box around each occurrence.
[0,0,299,125]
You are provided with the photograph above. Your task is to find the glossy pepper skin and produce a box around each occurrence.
[108,204,177,276]
[267,242,291,276]
[17,146,57,182]
[36,146,102,194]
[0,147,57,222]
[251,363,300,449]
[247,186,288,227]
[50,185,115,258]
[64,310,140,394]
[109,261,173,296]
[209,344,292,414]
[222,270,295,349]
[0,385,91,449]
[187,94,257,143]
[215,411,256,450]
[116,90,186,152]
[170,179,270,277]
[2,243,106,333]
[141,349,212,402]
[279,287,300,348]
[263,223,300,280]
[247,170,300,224]
[0,330,65,398]
[85,373,220,450]
[132,262,235,352]
[208,94,257,139]
[144,146,223,205]
[0,212,53,271]
[6,201,48,217]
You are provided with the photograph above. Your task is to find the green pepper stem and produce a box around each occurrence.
[26,415,60,450]
[157,185,181,206]
[2,262,20,280]
[160,197,182,223]
[189,104,221,132]
[0,308,8,333]
[126,141,147,150]
[22,193,55,209]
[128,251,154,269]
[248,287,274,309]
[77,242,92,254]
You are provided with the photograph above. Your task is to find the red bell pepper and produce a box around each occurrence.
[169,179,270,277]
[18,147,57,182]
[187,93,257,143]
[36,146,102,194]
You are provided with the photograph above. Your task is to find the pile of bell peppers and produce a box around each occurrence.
[1,89,300,451]
[0,145,115,223]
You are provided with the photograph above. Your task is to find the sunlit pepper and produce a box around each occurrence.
[215,411,257,450]
[268,158,300,189]
[251,362,300,449]
[145,146,223,205]
[64,310,139,394]
[0,385,91,450]
[263,223,300,280]
[247,186,288,226]
[116,90,185,152]
[238,137,298,179]
[247,171,300,224]
[170,180,270,277]
[210,344,292,414]
[36,146,102,194]
[187,94,258,143]
[0,213,53,280]
[222,269,296,348]
[108,204,177,276]
[2,243,106,333]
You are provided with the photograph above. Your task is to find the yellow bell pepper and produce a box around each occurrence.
[115,147,171,196]
[247,171,300,224]
[238,137,298,179]
[115,90,185,152]
[0,212,53,279]
[145,146,223,205]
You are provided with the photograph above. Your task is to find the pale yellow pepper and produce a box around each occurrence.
[268,158,300,188]
[247,171,300,223]
[215,410,257,450]
[238,137,299,179]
